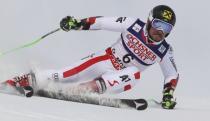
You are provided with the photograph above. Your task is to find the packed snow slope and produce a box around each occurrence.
[0,93,210,121]
[0,0,210,121]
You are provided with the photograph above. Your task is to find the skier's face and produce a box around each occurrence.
[148,27,165,42]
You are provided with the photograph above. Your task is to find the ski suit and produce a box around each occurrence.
[36,17,179,94]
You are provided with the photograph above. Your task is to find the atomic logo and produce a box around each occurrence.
[162,10,173,21]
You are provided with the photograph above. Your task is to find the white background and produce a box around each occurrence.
[0,0,210,121]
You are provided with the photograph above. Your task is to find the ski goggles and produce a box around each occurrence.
[151,19,173,34]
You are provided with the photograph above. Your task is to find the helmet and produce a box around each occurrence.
[150,5,176,26]
[146,5,176,43]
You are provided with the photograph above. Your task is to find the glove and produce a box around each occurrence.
[60,16,81,31]
[162,88,177,109]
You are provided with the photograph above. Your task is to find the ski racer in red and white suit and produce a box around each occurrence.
[4,5,179,109]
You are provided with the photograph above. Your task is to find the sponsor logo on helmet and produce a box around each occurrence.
[162,10,173,21]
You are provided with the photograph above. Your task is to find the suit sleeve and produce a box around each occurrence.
[159,46,179,90]
[79,16,137,32]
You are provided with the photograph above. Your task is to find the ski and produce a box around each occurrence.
[36,89,148,110]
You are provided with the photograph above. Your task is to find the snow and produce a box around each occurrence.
[0,0,210,121]
[0,93,209,121]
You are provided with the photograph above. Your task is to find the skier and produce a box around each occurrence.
[2,5,179,109]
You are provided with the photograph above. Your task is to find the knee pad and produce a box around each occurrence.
[101,66,140,93]
[94,77,107,94]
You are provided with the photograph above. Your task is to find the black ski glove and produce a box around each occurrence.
[162,88,177,109]
[60,16,81,31]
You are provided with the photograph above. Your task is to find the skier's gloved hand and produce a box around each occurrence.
[60,16,81,31]
[162,88,176,109]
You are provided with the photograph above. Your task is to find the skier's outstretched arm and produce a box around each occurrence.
[60,16,137,32]
[159,46,179,109]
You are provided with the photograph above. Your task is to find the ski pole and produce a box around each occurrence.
[0,28,61,57]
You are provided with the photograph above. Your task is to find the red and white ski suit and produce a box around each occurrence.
[36,17,179,93]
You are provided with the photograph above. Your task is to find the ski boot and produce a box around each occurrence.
[5,73,36,97]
